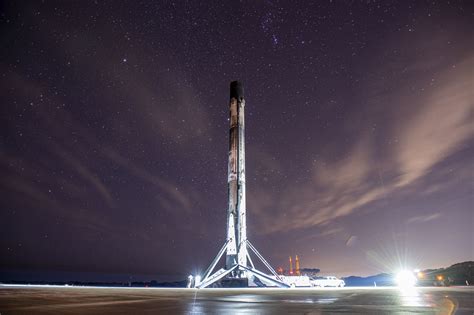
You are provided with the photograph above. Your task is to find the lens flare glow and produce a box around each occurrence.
[396,270,417,288]
[194,275,201,286]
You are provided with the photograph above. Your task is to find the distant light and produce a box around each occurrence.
[187,275,194,288]
[396,270,417,288]
[437,275,443,281]
[417,272,424,279]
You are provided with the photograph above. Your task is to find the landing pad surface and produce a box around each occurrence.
[0,285,473,314]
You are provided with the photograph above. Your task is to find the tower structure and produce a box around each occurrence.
[195,81,288,288]
[295,255,301,276]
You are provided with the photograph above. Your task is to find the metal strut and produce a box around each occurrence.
[195,240,289,288]
[246,251,255,269]
[240,265,290,288]
[246,240,283,281]
[197,265,239,289]
[201,239,230,282]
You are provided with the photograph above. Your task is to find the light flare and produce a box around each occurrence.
[395,270,417,288]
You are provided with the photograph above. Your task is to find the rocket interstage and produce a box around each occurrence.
[194,81,288,288]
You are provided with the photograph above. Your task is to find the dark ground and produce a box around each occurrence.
[0,285,473,314]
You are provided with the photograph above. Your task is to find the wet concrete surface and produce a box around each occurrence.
[0,285,473,314]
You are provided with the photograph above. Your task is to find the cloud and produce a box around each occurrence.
[251,55,473,235]
[54,147,116,208]
[394,57,474,187]
[0,62,201,241]
[251,137,382,234]
[313,137,371,191]
[406,212,442,224]
[101,147,193,214]
[0,155,122,237]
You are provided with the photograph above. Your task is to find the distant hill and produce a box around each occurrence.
[343,261,474,287]
[417,261,473,286]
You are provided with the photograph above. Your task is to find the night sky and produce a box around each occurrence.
[1,1,473,282]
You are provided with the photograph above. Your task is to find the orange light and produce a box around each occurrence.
[437,275,443,281]
[417,272,424,279]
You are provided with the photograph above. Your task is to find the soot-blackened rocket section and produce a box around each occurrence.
[226,80,247,272]
[230,81,244,100]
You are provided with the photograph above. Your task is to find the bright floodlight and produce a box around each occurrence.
[396,270,417,288]
[194,275,201,287]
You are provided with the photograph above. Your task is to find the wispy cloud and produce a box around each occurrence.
[101,147,193,215]
[252,137,386,234]
[0,154,122,237]
[250,55,473,235]
[55,147,116,208]
[0,60,202,239]
[394,57,473,187]
[406,213,442,224]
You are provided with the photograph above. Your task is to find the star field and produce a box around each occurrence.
[0,0,473,281]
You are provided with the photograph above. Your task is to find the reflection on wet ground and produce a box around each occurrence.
[0,285,472,314]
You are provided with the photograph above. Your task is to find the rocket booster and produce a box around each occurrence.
[226,81,247,270]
